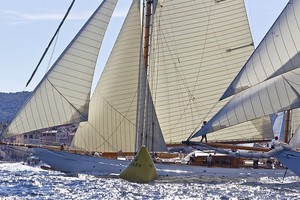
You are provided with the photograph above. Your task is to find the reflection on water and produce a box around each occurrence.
[0,162,299,199]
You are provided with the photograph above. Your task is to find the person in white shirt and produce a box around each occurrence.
[270,136,279,149]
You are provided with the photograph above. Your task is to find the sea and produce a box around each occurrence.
[1,162,300,200]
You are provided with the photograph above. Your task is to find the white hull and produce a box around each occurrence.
[32,148,296,178]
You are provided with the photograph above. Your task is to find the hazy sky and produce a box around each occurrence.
[0,0,289,93]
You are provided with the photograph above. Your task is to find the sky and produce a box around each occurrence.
[0,0,289,93]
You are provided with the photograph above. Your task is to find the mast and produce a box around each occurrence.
[284,110,291,143]
[143,0,151,69]
[137,0,153,149]
[143,0,153,149]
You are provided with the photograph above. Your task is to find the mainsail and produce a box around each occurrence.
[147,0,272,143]
[192,0,300,139]
[4,0,118,137]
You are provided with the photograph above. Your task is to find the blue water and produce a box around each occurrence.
[1,162,300,199]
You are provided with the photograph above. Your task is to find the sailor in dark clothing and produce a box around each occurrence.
[200,121,208,143]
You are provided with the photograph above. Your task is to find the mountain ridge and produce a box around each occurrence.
[0,91,31,123]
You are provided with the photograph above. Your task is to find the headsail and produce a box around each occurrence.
[4,0,118,137]
[71,0,154,152]
[148,0,269,143]
[221,0,300,100]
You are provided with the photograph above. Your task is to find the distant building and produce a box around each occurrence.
[13,124,78,146]
[41,130,58,145]
[15,131,41,145]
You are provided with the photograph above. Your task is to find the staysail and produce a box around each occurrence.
[147,0,272,143]
[192,0,300,139]
[71,0,166,153]
[4,0,118,137]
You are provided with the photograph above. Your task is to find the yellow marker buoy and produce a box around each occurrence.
[119,145,158,183]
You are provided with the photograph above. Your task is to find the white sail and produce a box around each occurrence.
[4,0,118,137]
[289,128,300,148]
[271,112,286,139]
[136,57,168,152]
[72,0,144,152]
[287,108,300,147]
[192,67,300,138]
[290,109,300,136]
[204,117,273,142]
[221,0,300,100]
[147,0,269,143]
[289,112,300,148]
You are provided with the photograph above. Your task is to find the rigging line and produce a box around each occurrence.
[190,1,253,138]
[76,119,118,152]
[191,1,212,94]
[46,32,60,73]
[45,77,88,122]
[185,1,221,117]
[150,2,195,100]
[187,100,219,140]
[88,88,138,152]
[25,0,76,87]
[73,122,91,152]
[151,5,210,134]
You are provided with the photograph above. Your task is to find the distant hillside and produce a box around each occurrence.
[0,91,31,123]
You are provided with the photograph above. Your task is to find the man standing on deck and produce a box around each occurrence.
[207,154,213,167]
[200,121,208,143]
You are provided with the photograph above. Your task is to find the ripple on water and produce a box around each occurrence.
[1,162,300,199]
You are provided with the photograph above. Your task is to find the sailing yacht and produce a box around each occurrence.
[2,0,297,178]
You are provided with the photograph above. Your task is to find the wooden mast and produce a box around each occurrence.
[137,0,152,149]
[283,110,291,143]
[143,0,151,68]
